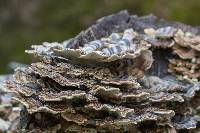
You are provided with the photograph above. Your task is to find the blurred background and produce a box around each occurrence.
[0,0,200,74]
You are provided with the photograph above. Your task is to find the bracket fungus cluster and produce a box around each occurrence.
[4,11,200,132]
[0,75,20,132]
[144,27,200,82]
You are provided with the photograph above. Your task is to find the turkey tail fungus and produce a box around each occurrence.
[4,10,200,132]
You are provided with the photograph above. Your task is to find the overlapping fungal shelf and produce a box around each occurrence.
[0,75,20,132]
[5,10,200,132]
